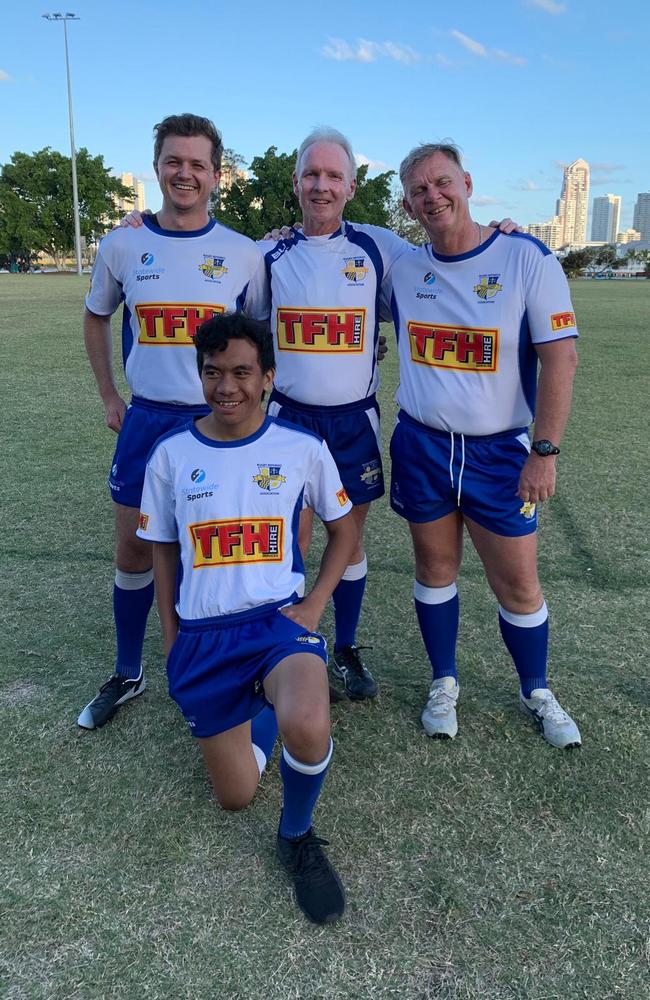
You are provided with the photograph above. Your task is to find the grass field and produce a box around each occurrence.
[1,276,648,1000]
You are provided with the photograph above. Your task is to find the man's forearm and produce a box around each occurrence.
[84,309,119,401]
[532,339,578,444]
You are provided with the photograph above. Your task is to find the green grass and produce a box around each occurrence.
[1,275,649,999]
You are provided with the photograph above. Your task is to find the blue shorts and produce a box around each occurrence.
[390,410,537,537]
[109,395,210,507]
[267,389,384,504]
[167,598,328,738]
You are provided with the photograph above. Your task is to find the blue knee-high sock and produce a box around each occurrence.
[498,603,548,698]
[251,705,279,774]
[332,557,367,650]
[113,569,154,680]
[414,582,459,682]
[279,740,333,840]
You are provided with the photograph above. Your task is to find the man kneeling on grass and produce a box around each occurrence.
[137,312,356,924]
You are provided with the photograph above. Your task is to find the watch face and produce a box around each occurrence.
[533,440,556,456]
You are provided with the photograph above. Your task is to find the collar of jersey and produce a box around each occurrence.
[298,225,344,242]
[426,227,500,263]
[189,414,272,448]
[142,214,217,239]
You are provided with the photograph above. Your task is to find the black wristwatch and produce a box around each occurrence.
[531,439,560,457]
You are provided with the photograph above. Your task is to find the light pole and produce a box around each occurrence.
[43,12,82,274]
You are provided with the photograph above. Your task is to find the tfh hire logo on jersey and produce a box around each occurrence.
[189,518,284,567]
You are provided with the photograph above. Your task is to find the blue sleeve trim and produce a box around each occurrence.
[508,231,552,257]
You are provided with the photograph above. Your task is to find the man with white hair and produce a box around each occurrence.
[262,127,410,700]
[383,141,581,748]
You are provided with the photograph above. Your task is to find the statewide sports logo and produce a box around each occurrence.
[139,512,149,531]
[473,274,502,301]
[276,308,366,353]
[408,321,499,372]
[342,257,368,283]
[519,501,536,520]
[423,272,436,285]
[189,517,284,567]
[191,469,206,483]
[141,252,154,266]
[336,488,349,507]
[199,255,228,281]
[253,464,287,492]
[360,459,382,488]
[135,303,225,345]
[550,311,576,332]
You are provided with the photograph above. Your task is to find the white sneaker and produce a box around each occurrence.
[421,676,459,739]
[520,688,581,748]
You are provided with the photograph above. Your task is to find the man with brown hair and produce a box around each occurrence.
[78,114,269,730]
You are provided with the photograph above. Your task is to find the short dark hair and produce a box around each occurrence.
[399,141,464,189]
[153,113,223,172]
[194,313,275,375]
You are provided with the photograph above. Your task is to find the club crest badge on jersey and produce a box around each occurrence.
[342,257,368,284]
[473,274,502,301]
[199,255,228,281]
[253,465,287,492]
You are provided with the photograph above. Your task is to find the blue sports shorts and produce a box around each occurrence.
[389,410,538,537]
[167,597,328,738]
[267,389,384,505]
[109,395,210,507]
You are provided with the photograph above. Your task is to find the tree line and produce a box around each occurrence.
[0,145,426,270]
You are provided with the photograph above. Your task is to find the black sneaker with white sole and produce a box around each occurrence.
[277,827,346,924]
[77,672,146,730]
[332,645,378,700]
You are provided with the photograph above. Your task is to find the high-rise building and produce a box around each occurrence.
[523,216,562,250]
[632,192,650,239]
[556,159,590,246]
[616,229,641,244]
[116,172,146,214]
[591,194,621,243]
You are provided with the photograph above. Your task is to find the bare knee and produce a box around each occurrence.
[212,782,257,812]
[281,709,330,765]
[491,576,543,614]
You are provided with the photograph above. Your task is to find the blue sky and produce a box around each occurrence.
[2,0,648,230]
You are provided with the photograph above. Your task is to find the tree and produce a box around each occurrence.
[0,148,131,269]
[560,248,593,278]
[624,247,650,276]
[214,146,394,239]
[386,190,427,245]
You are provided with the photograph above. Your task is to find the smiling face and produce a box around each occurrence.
[293,141,356,236]
[154,134,220,227]
[402,151,474,245]
[200,338,274,441]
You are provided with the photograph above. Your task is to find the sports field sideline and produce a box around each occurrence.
[1,276,648,999]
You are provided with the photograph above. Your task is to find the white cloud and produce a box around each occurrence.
[450,30,487,57]
[355,153,391,173]
[512,180,540,191]
[322,37,421,65]
[471,194,502,206]
[450,31,525,65]
[493,48,527,66]
[0,69,11,82]
[526,0,566,13]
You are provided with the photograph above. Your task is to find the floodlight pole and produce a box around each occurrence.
[43,13,82,274]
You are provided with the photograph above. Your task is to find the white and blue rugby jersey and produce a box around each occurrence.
[87,215,270,406]
[384,230,578,436]
[137,416,352,620]
[261,222,409,406]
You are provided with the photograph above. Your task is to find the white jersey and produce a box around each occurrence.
[87,215,270,406]
[137,416,352,620]
[261,222,410,406]
[384,231,578,435]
